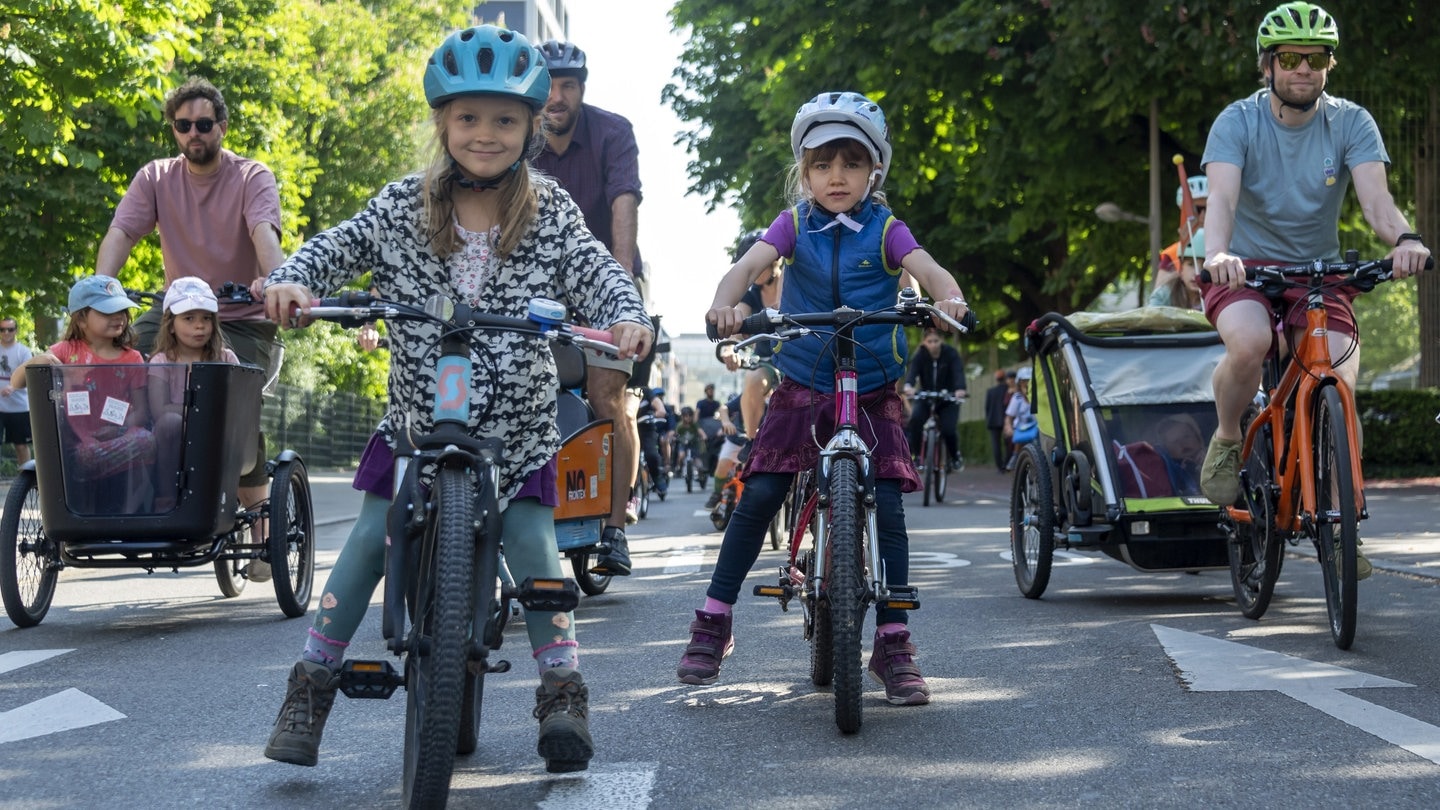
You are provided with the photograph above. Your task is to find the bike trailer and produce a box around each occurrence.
[1020,307,1229,573]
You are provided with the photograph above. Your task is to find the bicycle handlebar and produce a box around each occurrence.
[706,291,979,343]
[1197,255,1433,292]
[305,290,620,356]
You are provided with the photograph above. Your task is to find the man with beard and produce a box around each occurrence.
[1197,2,1429,530]
[95,76,284,576]
[535,41,645,576]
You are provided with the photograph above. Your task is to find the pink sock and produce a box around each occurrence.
[876,622,906,637]
[703,597,732,615]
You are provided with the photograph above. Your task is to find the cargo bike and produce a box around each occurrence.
[1,359,315,627]
[1009,307,1229,597]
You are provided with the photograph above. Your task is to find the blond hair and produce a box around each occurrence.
[420,103,542,260]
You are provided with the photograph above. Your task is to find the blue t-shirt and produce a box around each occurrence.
[1201,90,1388,262]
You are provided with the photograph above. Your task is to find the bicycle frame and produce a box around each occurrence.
[1227,283,1366,537]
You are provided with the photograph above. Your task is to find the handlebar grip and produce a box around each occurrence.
[959,309,979,332]
[739,311,776,336]
[572,325,615,345]
[705,320,721,341]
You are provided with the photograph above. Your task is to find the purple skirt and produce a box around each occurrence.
[743,379,921,493]
[352,432,557,505]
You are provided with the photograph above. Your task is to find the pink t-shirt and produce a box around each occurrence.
[148,349,240,407]
[109,149,282,321]
[46,340,148,444]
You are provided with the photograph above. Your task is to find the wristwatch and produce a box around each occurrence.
[1396,232,1426,247]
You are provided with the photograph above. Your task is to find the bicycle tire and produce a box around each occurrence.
[1010,442,1055,599]
[921,430,936,507]
[267,459,315,618]
[459,479,504,756]
[1314,386,1358,649]
[213,521,248,598]
[685,457,695,493]
[402,465,475,809]
[827,457,865,734]
[570,551,612,595]
[1229,421,1283,619]
[1,471,57,628]
[934,436,949,504]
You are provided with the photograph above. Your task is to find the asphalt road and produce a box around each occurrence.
[4,467,1440,808]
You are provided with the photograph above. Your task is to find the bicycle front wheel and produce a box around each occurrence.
[827,457,865,734]
[1314,385,1358,650]
[933,439,949,504]
[402,465,475,809]
[921,430,937,507]
[1,471,57,628]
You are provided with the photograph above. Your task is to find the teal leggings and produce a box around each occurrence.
[311,492,575,657]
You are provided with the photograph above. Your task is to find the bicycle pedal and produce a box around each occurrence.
[338,659,403,700]
[883,585,920,611]
[752,583,794,612]
[509,576,581,613]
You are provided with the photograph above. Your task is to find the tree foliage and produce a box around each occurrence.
[664,0,1436,360]
[1,0,467,396]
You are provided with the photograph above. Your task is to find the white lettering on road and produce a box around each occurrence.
[1153,624,1440,766]
[0,650,126,745]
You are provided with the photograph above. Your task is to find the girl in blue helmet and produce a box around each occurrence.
[676,92,972,707]
[262,25,651,774]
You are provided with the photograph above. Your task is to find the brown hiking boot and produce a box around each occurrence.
[534,667,594,773]
[264,660,340,766]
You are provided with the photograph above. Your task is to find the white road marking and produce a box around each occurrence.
[539,763,657,809]
[1153,624,1440,766]
[0,649,71,676]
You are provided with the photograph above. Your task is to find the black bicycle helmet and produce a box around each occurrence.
[539,40,588,82]
[732,229,766,263]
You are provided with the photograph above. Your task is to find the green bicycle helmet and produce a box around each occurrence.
[424,25,549,110]
[1256,2,1339,53]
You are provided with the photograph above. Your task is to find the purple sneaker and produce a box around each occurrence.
[677,610,735,685]
[867,628,931,705]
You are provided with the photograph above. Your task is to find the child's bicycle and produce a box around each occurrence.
[1212,253,1430,650]
[303,291,618,808]
[910,389,963,506]
[722,289,974,733]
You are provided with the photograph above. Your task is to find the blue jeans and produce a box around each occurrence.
[705,471,911,625]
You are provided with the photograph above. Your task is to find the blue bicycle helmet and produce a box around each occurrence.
[425,26,549,110]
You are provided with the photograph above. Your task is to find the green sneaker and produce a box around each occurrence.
[1200,436,1243,505]
[1356,551,1373,581]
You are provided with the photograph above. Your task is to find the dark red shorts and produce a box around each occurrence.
[1201,270,1358,339]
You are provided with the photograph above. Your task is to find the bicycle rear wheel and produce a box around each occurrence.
[1229,420,1283,619]
[402,465,475,808]
[1314,386,1358,650]
[827,457,865,734]
[1009,443,1055,599]
[933,439,949,503]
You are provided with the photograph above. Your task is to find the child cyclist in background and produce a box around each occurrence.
[148,277,239,512]
[678,92,971,706]
[9,276,155,512]
[261,26,651,773]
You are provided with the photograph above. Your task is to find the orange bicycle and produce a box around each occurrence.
[1220,252,1428,649]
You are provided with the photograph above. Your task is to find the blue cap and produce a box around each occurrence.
[69,276,139,315]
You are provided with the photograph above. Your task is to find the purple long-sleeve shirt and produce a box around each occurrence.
[534,103,644,276]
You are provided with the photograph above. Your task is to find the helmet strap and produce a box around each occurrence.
[450,157,520,192]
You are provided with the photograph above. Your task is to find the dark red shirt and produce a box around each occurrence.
[534,103,644,276]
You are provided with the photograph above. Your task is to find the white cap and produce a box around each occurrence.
[1016,366,1033,381]
[163,276,218,315]
[800,122,883,168]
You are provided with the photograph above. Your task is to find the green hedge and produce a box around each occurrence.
[957,389,1439,478]
[1356,389,1440,475]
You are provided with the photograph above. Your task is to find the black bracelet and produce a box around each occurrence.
[1396,232,1425,247]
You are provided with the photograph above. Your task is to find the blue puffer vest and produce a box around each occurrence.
[774,199,907,393]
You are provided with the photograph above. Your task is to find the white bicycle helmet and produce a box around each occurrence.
[1175,175,1209,207]
[790,91,892,186]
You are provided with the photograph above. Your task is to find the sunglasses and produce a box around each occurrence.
[1273,51,1330,72]
[173,118,217,134]
[0,327,15,333]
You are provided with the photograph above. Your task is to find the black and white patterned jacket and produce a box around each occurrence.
[268,171,648,504]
